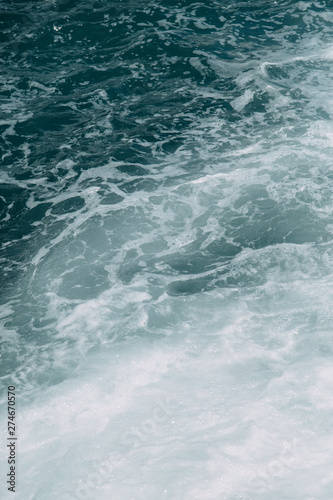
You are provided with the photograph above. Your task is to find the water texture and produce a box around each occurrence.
[1,0,333,498]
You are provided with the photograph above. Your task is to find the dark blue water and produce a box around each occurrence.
[1,1,333,498]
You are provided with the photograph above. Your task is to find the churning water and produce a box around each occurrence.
[1,0,333,498]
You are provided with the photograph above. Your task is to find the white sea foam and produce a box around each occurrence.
[2,1,333,499]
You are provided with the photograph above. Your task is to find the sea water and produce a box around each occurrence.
[1,0,333,498]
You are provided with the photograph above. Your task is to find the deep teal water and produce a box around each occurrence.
[1,1,333,499]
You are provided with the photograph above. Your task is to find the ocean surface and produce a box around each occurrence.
[1,0,333,498]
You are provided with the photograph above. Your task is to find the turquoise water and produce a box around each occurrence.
[1,0,333,498]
